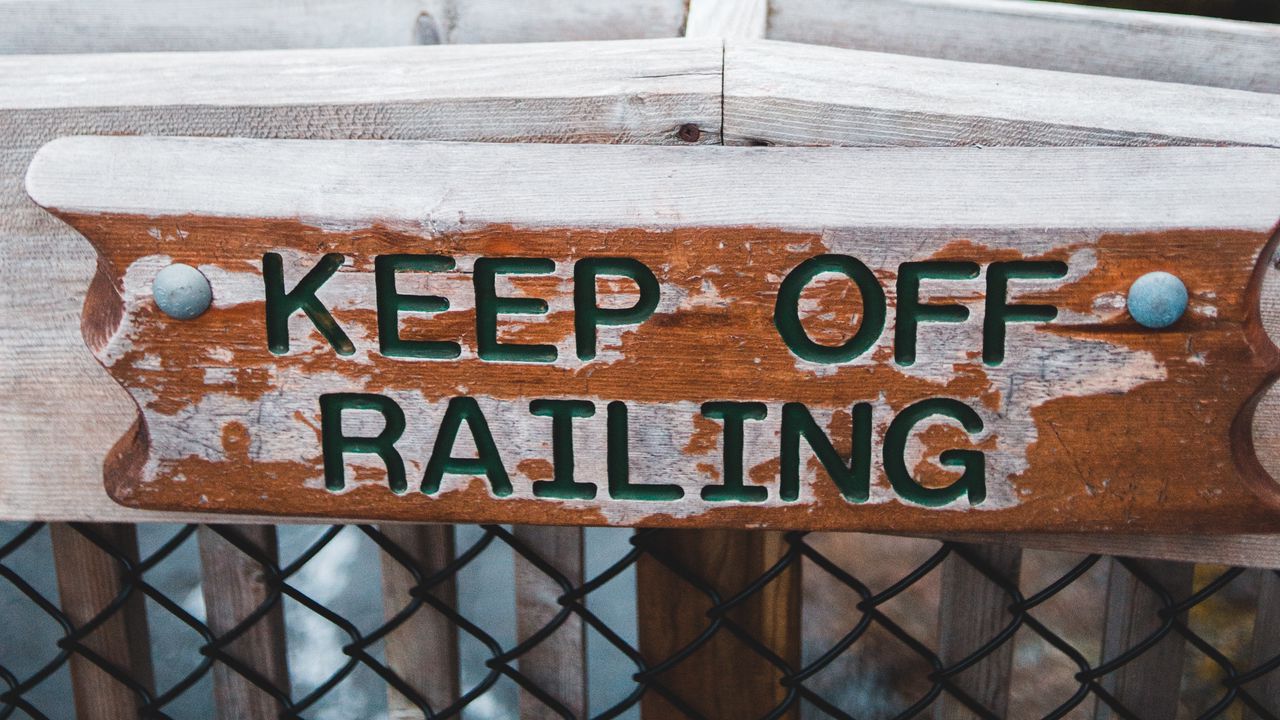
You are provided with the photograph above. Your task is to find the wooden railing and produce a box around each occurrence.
[2,0,1279,717]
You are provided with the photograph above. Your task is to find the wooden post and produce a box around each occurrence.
[197,525,290,719]
[1247,570,1280,719]
[49,522,154,720]
[1094,558,1194,720]
[513,525,587,718]
[636,529,800,719]
[378,524,460,719]
[684,0,769,39]
[934,543,1022,719]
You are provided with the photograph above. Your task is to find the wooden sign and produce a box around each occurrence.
[25,136,1280,533]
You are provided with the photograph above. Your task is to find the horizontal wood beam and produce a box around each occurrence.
[31,139,1280,230]
[723,38,1280,517]
[0,39,720,528]
[723,39,1280,148]
[765,0,1280,93]
[23,136,1280,534]
[4,38,1280,566]
[0,0,688,53]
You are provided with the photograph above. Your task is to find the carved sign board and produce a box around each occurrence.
[25,137,1280,533]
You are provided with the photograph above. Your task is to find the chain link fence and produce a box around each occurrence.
[1,521,1278,719]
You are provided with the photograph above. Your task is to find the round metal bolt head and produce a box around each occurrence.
[1127,271,1187,329]
[153,263,212,320]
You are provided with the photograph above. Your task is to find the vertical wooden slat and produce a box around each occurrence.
[934,543,1022,719]
[379,524,460,719]
[684,0,769,39]
[1094,558,1194,720]
[197,525,289,719]
[646,29,793,720]
[636,529,800,719]
[1247,569,1280,719]
[513,525,587,718]
[49,522,154,720]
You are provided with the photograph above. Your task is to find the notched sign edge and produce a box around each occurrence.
[23,137,1280,533]
[1230,220,1280,508]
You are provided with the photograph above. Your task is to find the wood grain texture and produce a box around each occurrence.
[4,36,1280,564]
[765,0,1280,94]
[31,139,1280,243]
[934,543,1021,719]
[197,525,290,720]
[512,525,586,719]
[636,529,800,719]
[685,0,768,39]
[0,0,687,53]
[26,138,1280,533]
[378,524,460,719]
[1247,569,1280,718]
[1095,558,1194,720]
[654,0,771,683]
[0,41,720,529]
[715,38,1280,558]
[49,523,154,720]
[723,39,1280,148]
[938,533,1280,570]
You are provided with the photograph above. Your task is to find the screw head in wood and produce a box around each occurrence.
[1127,271,1187,329]
[677,123,701,142]
[153,263,211,320]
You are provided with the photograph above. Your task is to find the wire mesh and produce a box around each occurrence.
[0,521,1277,719]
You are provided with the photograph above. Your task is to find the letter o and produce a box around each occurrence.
[774,254,887,363]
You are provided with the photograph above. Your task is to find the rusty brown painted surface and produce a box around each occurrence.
[45,214,1280,533]
[26,139,1280,533]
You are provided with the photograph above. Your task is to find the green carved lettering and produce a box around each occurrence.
[775,254,886,364]
[574,258,660,361]
[780,402,872,503]
[529,399,598,500]
[421,397,512,496]
[984,260,1068,365]
[895,261,979,366]
[606,401,684,501]
[700,402,769,502]
[474,257,556,363]
[375,254,460,359]
[883,398,985,507]
[263,252,353,355]
[320,393,406,493]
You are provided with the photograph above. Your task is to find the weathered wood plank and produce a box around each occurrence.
[685,0,768,39]
[934,544,1021,719]
[24,137,1280,534]
[0,0,687,53]
[723,39,1280,148]
[765,0,1280,94]
[939,534,1280,570]
[716,38,1280,559]
[636,529,800,718]
[197,525,290,720]
[377,524,460,719]
[31,140,1280,243]
[512,525,587,719]
[49,523,154,720]
[1247,570,1280,718]
[3,37,1280,565]
[410,0,689,44]
[0,40,720,530]
[1094,558,1193,720]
